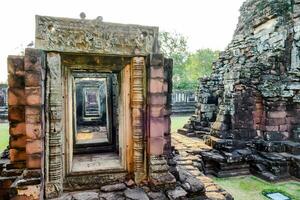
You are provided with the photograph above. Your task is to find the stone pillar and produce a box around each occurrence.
[147,54,175,189]
[131,57,146,183]
[8,56,26,165]
[24,48,45,170]
[45,53,63,199]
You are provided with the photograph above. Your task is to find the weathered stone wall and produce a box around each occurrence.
[180,0,300,181]
[0,49,46,200]
[186,0,300,141]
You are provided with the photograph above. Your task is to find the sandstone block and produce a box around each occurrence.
[265,126,279,132]
[26,124,41,140]
[25,71,42,87]
[150,66,164,78]
[149,54,164,67]
[8,74,25,88]
[10,149,26,162]
[149,94,167,105]
[9,122,26,136]
[24,48,45,72]
[25,87,41,106]
[149,137,164,156]
[8,106,25,122]
[26,140,42,155]
[267,111,287,118]
[7,56,24,76]
[26,153,41,169]
[10,135,27,149]
[150,79,164,93]
[8,88,25,106]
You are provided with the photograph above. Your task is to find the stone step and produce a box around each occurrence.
[177,128,189,135]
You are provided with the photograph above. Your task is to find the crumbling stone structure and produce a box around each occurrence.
[171,90,196,115]
[0,15,178,200]
[180,0,300,181]
[0,84,8,122]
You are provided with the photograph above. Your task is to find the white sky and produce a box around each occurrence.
[0,0,245,82]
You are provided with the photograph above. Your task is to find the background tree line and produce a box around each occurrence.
[159,31,219,90]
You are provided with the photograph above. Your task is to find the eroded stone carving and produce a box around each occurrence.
[46,53,63,198]
[35,15,159,56]
[131,57,145,182]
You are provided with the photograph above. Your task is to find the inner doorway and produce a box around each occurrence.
[70,72,121,172]
[72,72,116,154]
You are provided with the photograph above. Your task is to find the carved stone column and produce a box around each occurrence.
[131,57,146,182]
[45,53,63,198]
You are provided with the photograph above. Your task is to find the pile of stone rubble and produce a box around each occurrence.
[179,0,300,182]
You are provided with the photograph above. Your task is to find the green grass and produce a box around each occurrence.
[171,115,190,133]
[0,123,9,153]
[214,176,300,200]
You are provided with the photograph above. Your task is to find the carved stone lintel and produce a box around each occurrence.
[131,57,146,182]
[35,15,159,56]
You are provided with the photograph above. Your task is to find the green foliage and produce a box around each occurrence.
[214,176,300,200]
[159,31,219,90]
[171,115,190,133]
[159,31,189,90]
[0,123,9,153]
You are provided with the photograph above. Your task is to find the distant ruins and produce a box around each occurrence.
[0,84,8,122]
[180,0,300,181]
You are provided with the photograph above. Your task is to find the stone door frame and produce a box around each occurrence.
[45,52,147,198]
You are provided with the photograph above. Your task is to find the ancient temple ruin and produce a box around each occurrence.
[180,0,300,181]
[0,15,177,199]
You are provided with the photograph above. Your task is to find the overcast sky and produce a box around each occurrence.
[0,0,245,82]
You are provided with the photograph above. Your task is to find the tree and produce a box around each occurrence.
[159,31,189,90]
[159,31,219,90]
[183,49,219,89]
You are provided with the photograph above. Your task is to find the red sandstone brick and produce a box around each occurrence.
[150,106,166,118]
[25,106,41,124]
[24,48,44,72]
[279,125,288,132]
[149,137,164,156]
[8,74,25,88]
[10,135,27,149]
[26,153,41,169]
[26,140,42,154]
[25,106,40,115]
[150,66,164,78]
[267,111,287,118]
[10,149,26,162]
[8,88,25,106]
[25,71,42,87]
[266,118,286,126]
[265,125,279,132]
[286,117,297,124]
[10,122,26,136]
[149,94,167,105]
[26,124,41,140]
[25,87,41,106]
[7,56,24,76]
[150,118,165,138]
[26,114,41,124]
[150,79,164,93]
[8,106,25,122]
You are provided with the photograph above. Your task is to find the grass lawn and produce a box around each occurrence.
[171,115,190,133]
[0,123,9,153]
[214,176,300,200]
